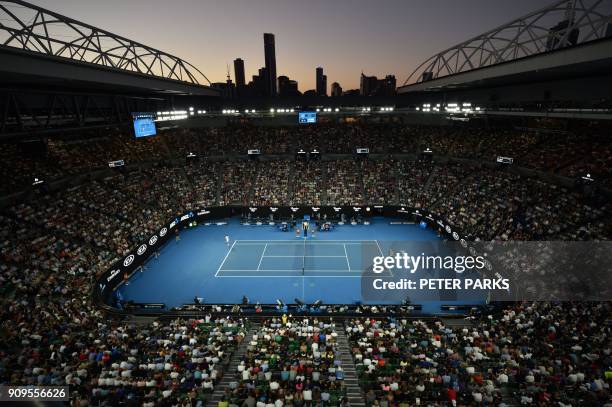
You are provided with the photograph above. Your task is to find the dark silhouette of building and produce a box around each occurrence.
[278,75,300,97]
[360,73,396,96]
[382,75,397,96]
[343,89,360,96]
[263,33,277,96]
[331,82,343,97]
[360,73,377,96]
[211,76,235,99]
[316,67,327,96]
[303,89,317,97]
[233,58,245,95]
[248,67,268,97]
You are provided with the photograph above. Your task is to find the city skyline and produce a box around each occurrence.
[29,0,553,91]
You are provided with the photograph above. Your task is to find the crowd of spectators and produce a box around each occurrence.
[185,161,219,207]
[220,161,255,206]
[0,122,610,405]
[326,160,364,206]
[253,161,291,206]
[346,302,610,406]
[361,159,397,205]
[292,160,324,206]
[221,317,347,407]
[4,122,611,195]
[397,161,433,209]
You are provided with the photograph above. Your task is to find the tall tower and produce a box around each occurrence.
[233,58,245,90]
[263,33,277,96]
[316,67,327,96]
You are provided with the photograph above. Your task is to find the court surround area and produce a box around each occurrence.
[118,217,484,313]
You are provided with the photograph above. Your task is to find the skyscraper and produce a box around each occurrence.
[233,58,245,93]
[331,82,343,97]
[263,33,277,96]
[360,73,396,96]
[316,67,327,96]
[278,75,300,97]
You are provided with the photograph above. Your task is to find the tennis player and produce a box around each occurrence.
[224,235,230,247]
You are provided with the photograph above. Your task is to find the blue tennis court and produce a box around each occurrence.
[117,217,485,312]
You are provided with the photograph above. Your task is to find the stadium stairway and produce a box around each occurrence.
[287,161,295,197]
[356,161,366,205]
[393,164,400,205]
[336,329,366,407]
[207,322,260,406]
[500,386,520,407]
[321,161,329,204]
[422,165,438,192]
[247,164,257,204]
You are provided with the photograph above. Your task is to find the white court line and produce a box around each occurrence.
[215,240,237,277]
[375,240,384,256]
[373,239,395,277]
[215,275,361,278]
[262,255,347,258]
[218,269,355,272]
[234,242,377,247]
[235,240,379,243]
[216,269,361,278]
[343,243,352,271]
[256,243,268,271]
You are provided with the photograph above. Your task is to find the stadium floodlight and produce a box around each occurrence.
[270,108,275,113]
[334,108,339,112]
[316,108,320,112]
[189,106,194,111]
[290,109,295,113]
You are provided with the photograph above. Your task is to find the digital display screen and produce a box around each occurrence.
[133,115,157,138]
[298,111,317,124]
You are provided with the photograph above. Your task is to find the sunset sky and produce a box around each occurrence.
[31,0,552,91]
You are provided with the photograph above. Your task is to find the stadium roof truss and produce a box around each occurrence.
[402,0,612,86]
[0,0,211,86]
